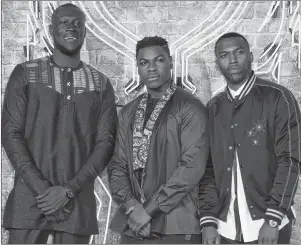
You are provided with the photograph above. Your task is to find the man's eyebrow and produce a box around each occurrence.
[138,54,165,61]
[218,47,244,54]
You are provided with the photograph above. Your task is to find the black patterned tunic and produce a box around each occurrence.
[2,56,117,235]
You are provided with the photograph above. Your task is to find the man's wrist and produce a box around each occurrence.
[265,208,284,227]
[265,219,280,228]
[64,186,74,199]
[200,216,218,231]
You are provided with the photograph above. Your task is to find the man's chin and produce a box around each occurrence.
[60,47,81,56]
[54,42,83,56]
[227,73,244,84]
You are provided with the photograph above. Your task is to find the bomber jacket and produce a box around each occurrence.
[198,73,301,229]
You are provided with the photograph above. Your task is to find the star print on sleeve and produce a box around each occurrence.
[252,138,260,146]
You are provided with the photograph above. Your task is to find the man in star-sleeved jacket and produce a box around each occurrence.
[199,32,301,244]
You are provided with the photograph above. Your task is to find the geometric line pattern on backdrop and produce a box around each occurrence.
[24,3,301,243]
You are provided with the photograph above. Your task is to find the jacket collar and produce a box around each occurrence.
[226,70,256,102]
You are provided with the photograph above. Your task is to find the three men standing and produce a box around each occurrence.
[2,2,300,244]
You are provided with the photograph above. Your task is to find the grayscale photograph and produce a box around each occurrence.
[1,1,301,244]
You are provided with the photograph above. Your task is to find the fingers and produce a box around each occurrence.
[125,206,135,215]
[37,201,51,209]
[38,199,67,214]
[44,208,58,215]
[139,224,150,237]
[37,188,51,200]
[139,228,149,237]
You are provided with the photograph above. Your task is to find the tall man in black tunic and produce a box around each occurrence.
[2,3,117,244]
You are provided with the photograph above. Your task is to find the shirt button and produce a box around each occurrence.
[67,82,71,86]
[226,188,230,192]
[250,206,253,209]
[67,95,71,100]
[61,68,64,71]
[252,214,256,218]
[68,68,71,72]
[227,167,231,171]
[231,125,234,128]
[235,124,238,127]
[245,185,248,189]
[237,143,241,147]
[229,146,233,150]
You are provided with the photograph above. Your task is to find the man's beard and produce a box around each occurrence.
[53,37,83,56]
[224,64,252,85]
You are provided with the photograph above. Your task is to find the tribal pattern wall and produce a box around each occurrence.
[1,1,301,244]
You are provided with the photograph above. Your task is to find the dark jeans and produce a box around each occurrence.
[8,229,90,244]
[120,234,202,244]
[220,222,293,244]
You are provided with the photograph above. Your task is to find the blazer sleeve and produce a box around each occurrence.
[107,107,135,206]
[143,101,210,217]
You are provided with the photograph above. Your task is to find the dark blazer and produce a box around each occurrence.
[108,87,211,235]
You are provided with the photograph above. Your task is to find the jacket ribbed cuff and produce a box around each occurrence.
[200,216,218,230]
[265,208,285,226]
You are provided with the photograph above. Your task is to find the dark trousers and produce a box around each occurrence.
[8,229,90,244]
[120,234,202,244]
[220,222,293,244]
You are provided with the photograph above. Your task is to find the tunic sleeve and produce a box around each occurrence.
[107,107,135,206]
[1,64,52,196]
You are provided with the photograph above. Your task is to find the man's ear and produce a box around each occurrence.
[83,25,87,38]
[169,56,173,70]
[215,58,220,72]
[49,24,53,39]
[250,52,254,63]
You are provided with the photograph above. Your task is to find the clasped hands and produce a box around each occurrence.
[36,186,70,221]
[202,222,279,244]
[125,202,152,238]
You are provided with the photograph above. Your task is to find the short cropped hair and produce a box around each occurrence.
[136,36,170,57]
[52,3,85,24]
[215,32,250,53]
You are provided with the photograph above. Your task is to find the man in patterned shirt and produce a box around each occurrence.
[2,3,117,244]
[108,36,212,244]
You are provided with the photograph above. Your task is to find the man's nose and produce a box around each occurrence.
[229,54,238,64]
[65,23,76,32]
[148,62,157,71]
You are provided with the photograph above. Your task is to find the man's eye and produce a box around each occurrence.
[60,20,67,25]
[220,54,227,58]
[157,58,164,63]
[74,21,80,27]
[139,61,147,66]
[237,50,244,55]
